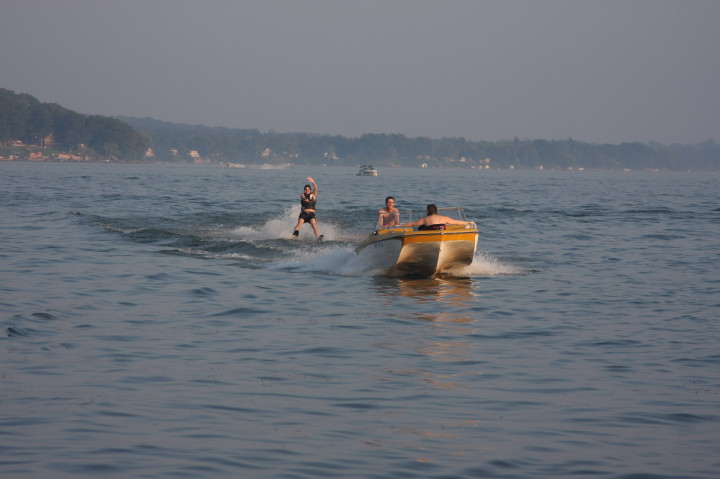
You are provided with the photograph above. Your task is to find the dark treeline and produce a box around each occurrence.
[124,117,719,171]
[0,88,149,160]
[2,88,717,170]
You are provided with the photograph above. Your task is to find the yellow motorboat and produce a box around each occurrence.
[356,207,478,277]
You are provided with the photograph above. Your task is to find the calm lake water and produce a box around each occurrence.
[1,162,719,478]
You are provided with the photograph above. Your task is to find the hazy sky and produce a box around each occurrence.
[2,0,718,144]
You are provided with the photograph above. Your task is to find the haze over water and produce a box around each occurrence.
[2,162,719,478]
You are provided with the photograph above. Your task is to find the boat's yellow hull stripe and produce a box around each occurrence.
[401,231,478,245]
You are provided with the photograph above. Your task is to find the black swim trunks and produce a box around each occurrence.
[298,211,316,222]
[418,224,445,231]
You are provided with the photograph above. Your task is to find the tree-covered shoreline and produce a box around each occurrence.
[2,88,718,170]
[0,88,149,161]
[122,117,719,171]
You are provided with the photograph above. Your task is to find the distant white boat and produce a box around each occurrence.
[357,164,379,176]
[226,163,245,168]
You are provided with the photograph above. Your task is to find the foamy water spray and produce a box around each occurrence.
[232,205,349,241]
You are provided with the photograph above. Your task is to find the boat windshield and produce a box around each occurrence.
[374,206,468,231]
[375,210,405,230]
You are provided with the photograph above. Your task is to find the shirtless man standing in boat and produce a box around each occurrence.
[400,204,473,229]
[378,196,400,227]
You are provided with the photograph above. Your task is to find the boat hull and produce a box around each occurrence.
[356,225,478,277]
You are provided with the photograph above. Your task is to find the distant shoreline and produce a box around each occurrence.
[3,157,717,174]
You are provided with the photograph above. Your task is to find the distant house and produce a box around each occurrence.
[188,150,209,164]
[41,133,54,149]
[57,153,83,161]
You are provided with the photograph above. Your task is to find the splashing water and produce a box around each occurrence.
[93,202,524,278]
[229,205,353,242]
[453,252,526,277]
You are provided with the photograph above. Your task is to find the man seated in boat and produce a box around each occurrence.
[378,196,400,228]
[400,204,473,230]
